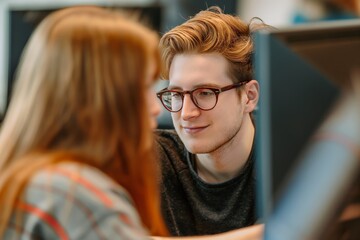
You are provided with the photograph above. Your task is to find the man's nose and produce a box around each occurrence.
[181,94,200,120]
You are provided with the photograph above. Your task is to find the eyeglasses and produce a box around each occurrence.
[156,81,248,112]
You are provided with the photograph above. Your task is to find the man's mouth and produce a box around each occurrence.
[182,125,208,134]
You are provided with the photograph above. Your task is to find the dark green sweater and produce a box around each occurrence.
[154,129,256,236]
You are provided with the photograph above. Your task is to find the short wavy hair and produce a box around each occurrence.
[159,6,268,84]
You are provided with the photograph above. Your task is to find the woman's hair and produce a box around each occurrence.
[0,6,167,236]
[159,6,268,84]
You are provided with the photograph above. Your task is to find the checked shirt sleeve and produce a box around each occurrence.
[5,163,150,240]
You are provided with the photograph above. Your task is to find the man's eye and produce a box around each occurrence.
[171,92,182,99]
[197,89,215,97]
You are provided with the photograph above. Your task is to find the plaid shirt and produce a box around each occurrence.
[4,162,149,240]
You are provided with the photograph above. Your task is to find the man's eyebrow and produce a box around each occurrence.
[168,83,222,90]
[167,85,181,90]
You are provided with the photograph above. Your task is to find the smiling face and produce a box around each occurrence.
[168,53,253,154]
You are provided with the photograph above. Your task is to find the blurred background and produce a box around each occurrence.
[0,0,359,127]
[0,2,359,238]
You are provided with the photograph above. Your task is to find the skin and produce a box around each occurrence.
[168,53,259,183]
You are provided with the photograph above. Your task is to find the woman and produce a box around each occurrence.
[0,6,167,239]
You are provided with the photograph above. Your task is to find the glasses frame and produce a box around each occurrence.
[156,81,249,112]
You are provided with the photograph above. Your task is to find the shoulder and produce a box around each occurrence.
[154,129,186,154]
[27,162,136,213]
[154,129,187,159]
[29,162,123,198]
[22,162,148,239]
[154,129,182,145]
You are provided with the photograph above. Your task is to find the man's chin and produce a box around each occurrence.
[183,142,210,154]
[178,133,213,153]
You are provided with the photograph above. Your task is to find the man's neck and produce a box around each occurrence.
[195,115,255,183]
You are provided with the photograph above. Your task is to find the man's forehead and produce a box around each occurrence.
[168,53,231,88]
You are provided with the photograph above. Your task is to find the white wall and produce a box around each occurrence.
[238,0,301,27]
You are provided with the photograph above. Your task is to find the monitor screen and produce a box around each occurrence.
[254,19,360,221]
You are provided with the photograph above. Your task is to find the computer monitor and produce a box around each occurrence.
[0,0,162,122]
[254,19,360,222]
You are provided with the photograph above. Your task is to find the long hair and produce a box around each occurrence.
[159,6,269,84]
[0,6,167,236]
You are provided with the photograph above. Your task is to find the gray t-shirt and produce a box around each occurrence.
[155,129,256,236]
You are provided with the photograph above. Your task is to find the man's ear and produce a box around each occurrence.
[244,80,259,113]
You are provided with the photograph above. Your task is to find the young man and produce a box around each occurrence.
[155,6,265,236]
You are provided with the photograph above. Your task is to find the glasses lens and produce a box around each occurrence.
[161,91,182,112]
[193,88,217,110]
